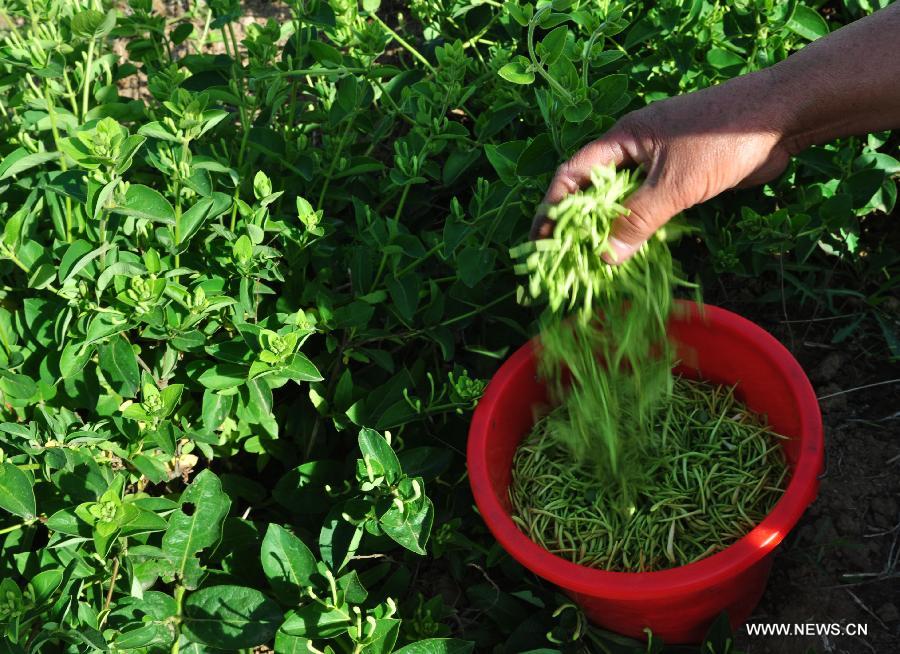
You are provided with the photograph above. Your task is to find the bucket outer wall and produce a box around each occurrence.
[566,554,774,642]
[467,301,824,645]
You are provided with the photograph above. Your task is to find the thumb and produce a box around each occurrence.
[602,182,679,265]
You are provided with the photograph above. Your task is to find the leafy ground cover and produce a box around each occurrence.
[0,0,896,652]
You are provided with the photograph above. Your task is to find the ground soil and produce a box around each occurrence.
[704,282,900,654]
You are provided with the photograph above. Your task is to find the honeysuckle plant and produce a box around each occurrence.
[0,0,895,651]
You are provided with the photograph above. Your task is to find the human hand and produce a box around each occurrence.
[532,71,794,263]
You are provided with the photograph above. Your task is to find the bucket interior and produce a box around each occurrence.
[483,306,809,515]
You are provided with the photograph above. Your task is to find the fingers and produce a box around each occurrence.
[530,137,632,240]
[602,182,680,265]
[544,138,632,206]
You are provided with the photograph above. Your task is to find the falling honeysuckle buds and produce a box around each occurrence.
[510,164,643,320]
[511,163,692,500]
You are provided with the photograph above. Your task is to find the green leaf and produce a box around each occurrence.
[392,639,475,654]
[161,470,231,583]
[623,17,660,49]
[60,342,94,378]
[281,602,352,639]
[359,619,400,654]
[319,503,364,572]
[283,353,323,382]
[309,40,344,66]
[46,508,89,536]
[182,585,282,648]
[386,274,421,323]
[97,261,145,293]
[29,569,63,605]
[456,246,495,288]
[131,454,169,484]
[592,74,629,115]
[0,371,37,400]
[137,121,179,142]
[0,462,36,519]
[516,133,557,177]
[71,8,116,39]
[2,201,29,249]
[159,384,183,418]
[0,148,59,181]
[273,461,345,515]
[111,184,176,224]
[232,234,253,264]
[358,428,402,484]
[498,57,535,85]
[539,26,568,66]
[261,524,318,603]
[336,570,367,604]
[706,48,745,71]
[201,389,233,431]
[177,198,215,245]
[253,171,272,200]
[398,447,453,481]
[562,99,592,123]
[57,239,94,284]
[380,495,433,555]
[85,312,130,345]
[332,301,374,329]
[839,169,885,210]
[98,337,139,397]
[274,630,311,653]
[244,377,273,425]
[170,22,194,45]
[121,506,168,535]
[787,5,829,41]
[484,140,527,186]
[115,134,146,175]
[198,363,249,390]
[506,2,531,25]
[700,611,734,653]
[114,623,171,649]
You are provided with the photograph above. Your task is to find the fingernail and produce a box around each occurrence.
[603,237,638,264]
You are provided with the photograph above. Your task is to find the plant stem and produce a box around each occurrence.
[371,77,415,126]
[219,26,233,60]
[81,38,95,119]
[0,518,37,535]
[526,8,574,104]
[100,556,120,624]
[462,11,499,50]
[392,184,410,223]
[483,182,523,244]
[265,66,367,79]
[237,114,251,168]
[39,85,74,242]
[170,585,185,654]
[316,113,356,210]
[441,290,516,327]
[226,21,241,68]
[370,13,436,75]
[174,191,182,268]
[396,242,441,277]
[196,5,212,54]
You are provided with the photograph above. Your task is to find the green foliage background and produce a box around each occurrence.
[0,0,896,651]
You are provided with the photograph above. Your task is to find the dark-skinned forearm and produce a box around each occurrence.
[767,3,900,152]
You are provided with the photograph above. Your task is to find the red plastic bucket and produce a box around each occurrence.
[467,301,823,644]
